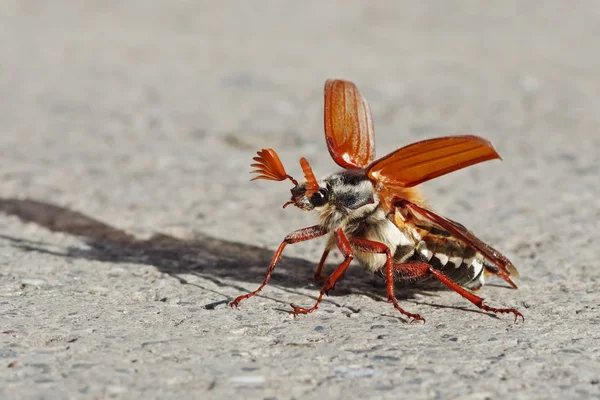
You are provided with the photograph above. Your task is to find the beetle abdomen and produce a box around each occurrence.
[412,234,486,289]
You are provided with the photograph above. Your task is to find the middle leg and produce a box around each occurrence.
[313,247,331,282]
[348,239,428,322]
[292,235,427,322]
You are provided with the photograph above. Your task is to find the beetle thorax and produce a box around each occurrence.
[315,170,380,231]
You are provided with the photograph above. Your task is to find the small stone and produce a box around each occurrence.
[229,375,266,386]
[88,286,110,295]
[106,385,127,395]
[21,278,46,288]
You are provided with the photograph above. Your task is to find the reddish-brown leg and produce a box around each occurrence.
[292,235,425,322]
[230,225,327,308]
[313,248,331,282]
[351,240,425,322]
[427,268,524,322]
[392,263,524,322]
[391,261,432,280]
[291,229,352,314]
[359,250,426,323]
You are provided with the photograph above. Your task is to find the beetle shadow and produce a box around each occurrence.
[0,198,398,305]
[0,197,497,317]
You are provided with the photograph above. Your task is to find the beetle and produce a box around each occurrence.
[230,79,522,323]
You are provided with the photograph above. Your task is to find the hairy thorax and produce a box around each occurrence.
[316,170,417,272]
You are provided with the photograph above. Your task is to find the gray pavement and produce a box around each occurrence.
[1,1,600,399]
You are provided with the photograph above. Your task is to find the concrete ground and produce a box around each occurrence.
[1,1,599,399]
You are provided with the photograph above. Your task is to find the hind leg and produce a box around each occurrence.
[427,268,523,321]
[392,263,524,322]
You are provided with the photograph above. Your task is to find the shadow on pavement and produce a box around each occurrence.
[0,198,398,300]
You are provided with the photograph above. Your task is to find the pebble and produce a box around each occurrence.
[21,278,46,288]
[229,375,266,386]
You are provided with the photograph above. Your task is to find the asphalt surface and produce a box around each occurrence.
[1,2,600,399]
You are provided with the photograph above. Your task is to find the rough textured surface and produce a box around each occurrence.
[1,1,599,399]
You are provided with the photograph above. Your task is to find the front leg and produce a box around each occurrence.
[290,228,353,314]
[230,225,327,308]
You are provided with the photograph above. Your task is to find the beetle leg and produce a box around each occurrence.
[292,234,425,323]
[346,239,425,322]
[291,228,352,314]
[339,238,425,322]
[391,262,523,322]
[427,267,524,322]
[313,248,331,282]
[230,225,327,308]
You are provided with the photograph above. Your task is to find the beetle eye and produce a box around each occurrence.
[310,188,329,207]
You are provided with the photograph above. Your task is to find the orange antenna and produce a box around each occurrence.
[250,148,297,185]
[300,158,319,197]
